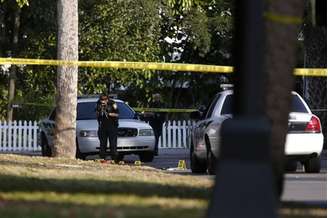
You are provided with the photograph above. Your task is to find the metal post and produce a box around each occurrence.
[207,1,277,217]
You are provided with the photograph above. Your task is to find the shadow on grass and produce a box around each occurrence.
[0,174,210,200]
[0,199,206,218]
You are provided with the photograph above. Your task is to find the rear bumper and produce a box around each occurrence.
[78,136,155,154]
[285,133,324,156]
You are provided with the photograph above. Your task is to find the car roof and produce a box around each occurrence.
[217,89,234,95]
[218,89,299,96]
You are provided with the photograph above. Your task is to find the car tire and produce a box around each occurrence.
[285,161,298,172]
[190,143,207,174]
[139,151,154,162]
[207,149,217,175]
[76,147,87,160]
[304,156,321,173]
[205,136,216,175]
[75,139,87,160]
[41,134,51,157]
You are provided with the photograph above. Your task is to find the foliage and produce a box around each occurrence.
[78,0,162,102]
[157,0,233,114]
[0,0,234,120]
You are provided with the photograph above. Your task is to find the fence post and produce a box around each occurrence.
[28,121,33,151]
[172,120,176,148]
[23,120,27,150]
[3,121,7,151]
[162,121,167,148]
[182,120,187,148]
[33,121,38,151]
[167,120,172,148]
[13,121,17,151]
[176,120,179,148]
[8,120,12,151]
[17,120,22,151]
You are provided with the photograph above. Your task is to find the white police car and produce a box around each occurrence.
[39,97,156,162]
[190,90,324,174]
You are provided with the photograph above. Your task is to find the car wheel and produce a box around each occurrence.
[76,147,87,160]
[205,136,217,175]
[139,151,154,162]
[75,139,87,160]
[207,149,217,175]
[304,156,321,173]
[41,134,51,157]
[190,142,207,174]
[285,160,298,172]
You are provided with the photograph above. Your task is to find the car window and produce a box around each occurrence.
[291,94,308,113]
[205,94,221,119]
[77,101,135,120]
[221,94,233,115]
[217,93,307,115]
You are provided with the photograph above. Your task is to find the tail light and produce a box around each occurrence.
[305,116,321,133]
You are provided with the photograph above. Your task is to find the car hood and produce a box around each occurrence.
[76,119,152,131]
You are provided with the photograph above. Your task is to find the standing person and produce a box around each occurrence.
[146,93,166,156]
[96,94,120,162]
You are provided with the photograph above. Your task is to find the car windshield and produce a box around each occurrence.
[220,93,308,115]
[77,101,135,120]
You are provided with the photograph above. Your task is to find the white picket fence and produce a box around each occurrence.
[0,120,40,152]
[0,120,195,152]
[158,120,195,149]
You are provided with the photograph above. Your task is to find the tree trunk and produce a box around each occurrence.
[7,7,21,121]
[53,0,78,158]
[264,0,305,196]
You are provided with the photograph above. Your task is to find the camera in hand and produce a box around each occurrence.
[98,101,109,118]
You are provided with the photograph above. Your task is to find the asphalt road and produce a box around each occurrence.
[123,148,327,204]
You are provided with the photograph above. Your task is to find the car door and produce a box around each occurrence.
[206,93,233,156]
[193,94,221,150]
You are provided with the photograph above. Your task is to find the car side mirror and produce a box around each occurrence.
[134,112,145,120]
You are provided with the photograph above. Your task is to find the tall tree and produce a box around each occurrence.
[52,0,78,158]
[6,5,20,121]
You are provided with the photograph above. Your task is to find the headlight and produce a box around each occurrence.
[139,129,154,136]
[80,130,98,137]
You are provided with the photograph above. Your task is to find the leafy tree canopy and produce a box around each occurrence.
[0,0,234,120]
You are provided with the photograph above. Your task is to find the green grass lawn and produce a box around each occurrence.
[0,154,325,218]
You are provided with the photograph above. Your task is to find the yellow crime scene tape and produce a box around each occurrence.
[264,12,303,25]
[0,57,326,76]
[294,68,327,77]
[0,58,233,74]
[133,107,196,113]
[15,102,197,113]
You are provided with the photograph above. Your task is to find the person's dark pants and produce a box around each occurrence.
[98,124,118,160]
[150,121,163,155]
[154,128,162,154]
